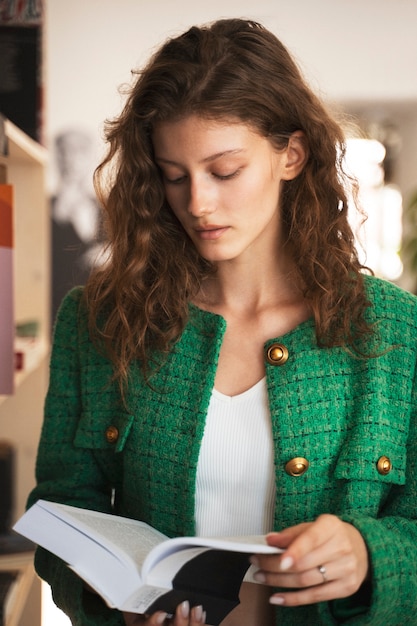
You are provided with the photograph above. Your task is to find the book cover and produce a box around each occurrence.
[0,183,14,394]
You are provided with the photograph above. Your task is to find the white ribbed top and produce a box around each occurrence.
[195,377,276,537]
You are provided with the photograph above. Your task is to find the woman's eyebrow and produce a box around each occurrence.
[155,148,245,167]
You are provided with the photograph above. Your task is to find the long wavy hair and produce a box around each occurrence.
[86,18,372,387]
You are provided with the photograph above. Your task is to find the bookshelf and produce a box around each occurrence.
[0,118,49,403]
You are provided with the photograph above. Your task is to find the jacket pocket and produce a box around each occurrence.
[73,411,135,453]
[334,434,406,486]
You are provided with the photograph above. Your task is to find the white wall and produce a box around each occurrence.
[44,0,417,190]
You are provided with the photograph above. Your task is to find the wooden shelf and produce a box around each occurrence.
[0,549,36,626]
[2,120,47,167]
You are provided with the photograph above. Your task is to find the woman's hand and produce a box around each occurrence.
[251,514,369,607]
[123,601,206,625]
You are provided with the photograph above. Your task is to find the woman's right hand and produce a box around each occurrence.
[123,601,207,625]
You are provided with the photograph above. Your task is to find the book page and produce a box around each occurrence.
[142,534,280,578]
[146,547,212,587]
[43,504,168,569]
[14,502,143,606]
[121,585,173,614]
[142,535,282,578]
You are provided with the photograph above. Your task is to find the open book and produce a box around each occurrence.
[14,500,280,624]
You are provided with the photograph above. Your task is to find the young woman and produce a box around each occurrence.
[28,18,417,626]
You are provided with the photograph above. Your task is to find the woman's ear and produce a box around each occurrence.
[282,130,308,180]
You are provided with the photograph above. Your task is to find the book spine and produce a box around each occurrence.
[0,183,15,394]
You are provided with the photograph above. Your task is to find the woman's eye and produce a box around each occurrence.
[164,174,186,185]
[162,169,241,184]
[213,170,240,180]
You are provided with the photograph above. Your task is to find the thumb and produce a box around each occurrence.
[266,523,310,549]
[265,531,288,550]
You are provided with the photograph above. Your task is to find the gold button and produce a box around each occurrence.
[376,455,392,475]
[285,457,309,476]
[105,426,119,444]
[265,343,289,366]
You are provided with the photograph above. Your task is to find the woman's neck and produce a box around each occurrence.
[196,254,303,318]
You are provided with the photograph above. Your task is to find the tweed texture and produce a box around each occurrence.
[28,275,417,625]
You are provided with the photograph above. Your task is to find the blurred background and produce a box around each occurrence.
[44,0,417,298]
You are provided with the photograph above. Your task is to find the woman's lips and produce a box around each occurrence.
[195,226,229,240]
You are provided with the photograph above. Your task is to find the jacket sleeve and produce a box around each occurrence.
[27,288,125,626]
[322,368,417,624]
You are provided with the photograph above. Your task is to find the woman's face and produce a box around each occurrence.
[152,115,301,265]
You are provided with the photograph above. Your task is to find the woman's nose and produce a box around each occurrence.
[187,179,215,217]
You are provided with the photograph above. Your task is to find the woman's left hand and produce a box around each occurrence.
[251,514,369,607]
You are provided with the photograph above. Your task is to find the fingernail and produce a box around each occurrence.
[253,570,266,583]
[280,555,293,570]
[250,555,259,567]
[181,600,190,618]
[193,605,204,621]
[270,595,285,605]
[156,613,169,624]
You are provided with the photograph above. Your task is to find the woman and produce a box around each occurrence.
[28,18,417,626]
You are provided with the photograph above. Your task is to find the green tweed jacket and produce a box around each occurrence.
[28,275,417,625]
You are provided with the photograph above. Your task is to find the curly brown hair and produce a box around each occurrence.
[86,18,372,387]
